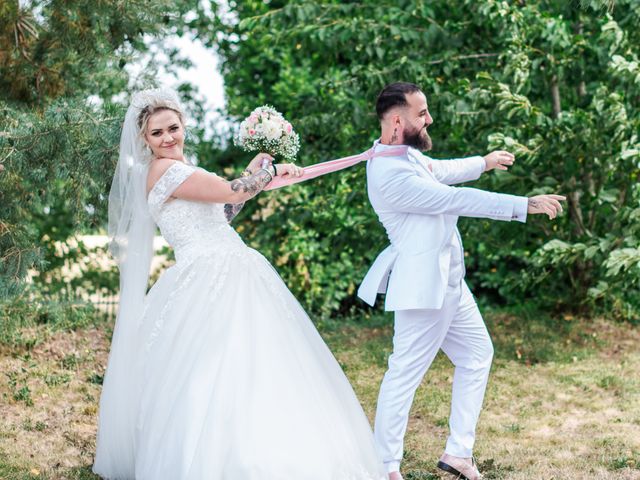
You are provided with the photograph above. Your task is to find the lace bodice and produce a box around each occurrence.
[147,161,245,264]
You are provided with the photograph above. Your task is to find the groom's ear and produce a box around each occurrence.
[391,113,402,128]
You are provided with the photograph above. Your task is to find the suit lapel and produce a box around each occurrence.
[408,149,436,180]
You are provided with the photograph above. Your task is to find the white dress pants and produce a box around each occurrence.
[373,281,494,473]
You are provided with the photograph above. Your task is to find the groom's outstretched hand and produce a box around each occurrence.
[484,150,515,172]
[527,194,566,220]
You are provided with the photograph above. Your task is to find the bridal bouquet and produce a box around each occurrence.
[234,105,300,162]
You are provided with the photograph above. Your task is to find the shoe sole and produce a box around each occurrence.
[437,460,470,480]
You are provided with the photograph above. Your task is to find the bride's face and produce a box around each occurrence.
[144,109,185,160]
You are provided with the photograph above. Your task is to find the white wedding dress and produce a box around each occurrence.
[95,161,387,480]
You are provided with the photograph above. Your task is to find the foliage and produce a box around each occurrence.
[2,0,640,321]
[0,0,197,306]
[0,100,123,296]
[0,291,99,348]
[190,0,640,318]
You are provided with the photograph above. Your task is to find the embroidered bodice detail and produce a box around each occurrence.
[147,161,245,264]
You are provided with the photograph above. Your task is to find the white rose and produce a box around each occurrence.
[263,119,282,141]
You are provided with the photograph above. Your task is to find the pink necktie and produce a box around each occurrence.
[264,145,408,191]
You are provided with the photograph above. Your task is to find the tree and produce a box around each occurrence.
[0,0,196,300]
[193,0,640,318]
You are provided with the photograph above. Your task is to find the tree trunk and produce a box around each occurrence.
[551,75,561,118]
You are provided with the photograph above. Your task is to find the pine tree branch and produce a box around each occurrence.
[0,117,120,142]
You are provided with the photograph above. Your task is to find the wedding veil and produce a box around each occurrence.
[94,88,184,477]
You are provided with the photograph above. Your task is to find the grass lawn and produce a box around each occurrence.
[1,308,639,479]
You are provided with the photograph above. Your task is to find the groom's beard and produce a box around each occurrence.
[404,124,432,151]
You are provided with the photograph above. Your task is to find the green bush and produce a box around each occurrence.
[198,0,640,319]
[3,0,640,323]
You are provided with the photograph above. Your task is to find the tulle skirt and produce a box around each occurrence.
[94,246,387,480]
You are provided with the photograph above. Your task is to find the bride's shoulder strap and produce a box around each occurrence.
[147,160,196,214]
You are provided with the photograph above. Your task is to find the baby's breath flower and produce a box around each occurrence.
[234,105,300,162]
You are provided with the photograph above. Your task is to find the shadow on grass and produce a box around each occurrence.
[399,458,515,480]
[0,462,99,480]
[2,294,609,367]
[55,466,99,480]
[0,298,110,352]
[484,303,604,365]
[0,462,39,480]
[319,303,607,367]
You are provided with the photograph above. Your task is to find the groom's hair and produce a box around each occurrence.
[376,82,422,120]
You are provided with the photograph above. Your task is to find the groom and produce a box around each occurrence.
[358,82,564,480]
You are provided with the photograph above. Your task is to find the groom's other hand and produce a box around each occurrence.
[275,163,304,178]
[484,150,515,172]
[527,194,566,220]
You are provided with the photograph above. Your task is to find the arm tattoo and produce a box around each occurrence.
[224,169,272,222]
[229,168,272,196]
[224,202,245,222]
[528,198,540,209]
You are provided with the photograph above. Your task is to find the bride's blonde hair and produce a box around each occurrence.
[136,98,185,136]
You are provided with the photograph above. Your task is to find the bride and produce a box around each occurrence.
[93,88,387,480]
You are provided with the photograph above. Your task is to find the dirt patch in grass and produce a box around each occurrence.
[326,314,640,480]
[1,314,639,479]
[0,327,109,479]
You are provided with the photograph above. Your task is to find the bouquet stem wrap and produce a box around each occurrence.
[264,145,408,191]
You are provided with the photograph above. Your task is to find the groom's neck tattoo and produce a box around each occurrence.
[229,168,273,196]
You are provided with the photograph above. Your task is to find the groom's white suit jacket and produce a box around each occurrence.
[358,141,528,312]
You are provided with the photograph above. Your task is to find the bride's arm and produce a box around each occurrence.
[223,161,305,222]
[223,152,274,221]
[148,158,275,205]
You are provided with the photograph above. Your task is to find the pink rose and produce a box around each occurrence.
[285,122,292,133]
[249,129,256,136]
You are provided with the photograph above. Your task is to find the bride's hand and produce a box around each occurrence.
[246,152,274,173]
[276,163,304,178]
